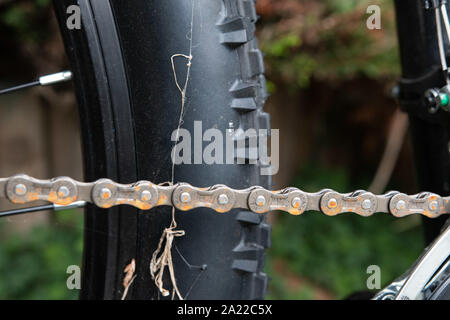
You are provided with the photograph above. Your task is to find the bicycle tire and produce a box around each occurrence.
[53,0,271,300]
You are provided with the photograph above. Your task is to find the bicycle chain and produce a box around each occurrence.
[0,174,449,218]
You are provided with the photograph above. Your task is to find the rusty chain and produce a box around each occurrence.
[0,174,449,218]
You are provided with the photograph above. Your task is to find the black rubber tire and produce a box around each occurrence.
[53,0,271,300]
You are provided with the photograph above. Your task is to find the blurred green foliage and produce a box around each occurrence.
[259,0,400,90]
[0,210,83,299]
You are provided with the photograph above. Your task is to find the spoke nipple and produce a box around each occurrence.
[396,200,406,211]
[218,194,229,205]
[62,71,72,81]
[291,197,302,209]
[57,186,70,198]
[362,199,372,210]
[327,198,338,209]
[14,184,27,196]
[180,192,191,203]
[256,195,266,207]
[100,188,112,200]
[428,200,438,211]
[140,190,152,202]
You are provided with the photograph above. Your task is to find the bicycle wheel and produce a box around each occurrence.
[53,0,271,299]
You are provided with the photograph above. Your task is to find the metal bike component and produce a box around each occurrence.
[423,1,450,69]
[395,223,450,299]
[0,70,72,96]
[424,87,448,113]
[373,274,409,300]
[434,2,448,71]
[423,258,450,295]
[412,1,450,114]
[429,277,450,299]
[424,85,450,113]
[440,0,450,42]
[0,81,40,96]
[0,174,449,217]
[0,204,54,218]
[439,84,450,111]
[0,200,86,218]
[373,220,450,300]
[53,201,86,211]
[38,71,72,86]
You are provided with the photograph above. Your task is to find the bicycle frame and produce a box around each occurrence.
[394,0,450,244]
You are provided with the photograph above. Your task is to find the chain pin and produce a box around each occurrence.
[256,195,266,207]
[429,200,438,211]
[180,192,191,203]
[291,197,302,209]
[396,200,406,211]
[14,184,27,196]
[327,198,338,209]
[57,186,70,198]
[100,188,112,200]
[140,190,152,202]
[218,194,229,205]
[362,199,372,210]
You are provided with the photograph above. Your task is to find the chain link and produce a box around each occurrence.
[0,174,449,217]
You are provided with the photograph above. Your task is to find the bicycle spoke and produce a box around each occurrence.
[0,70,72,96]
[0,200,85,218]
[0,81,40,95]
